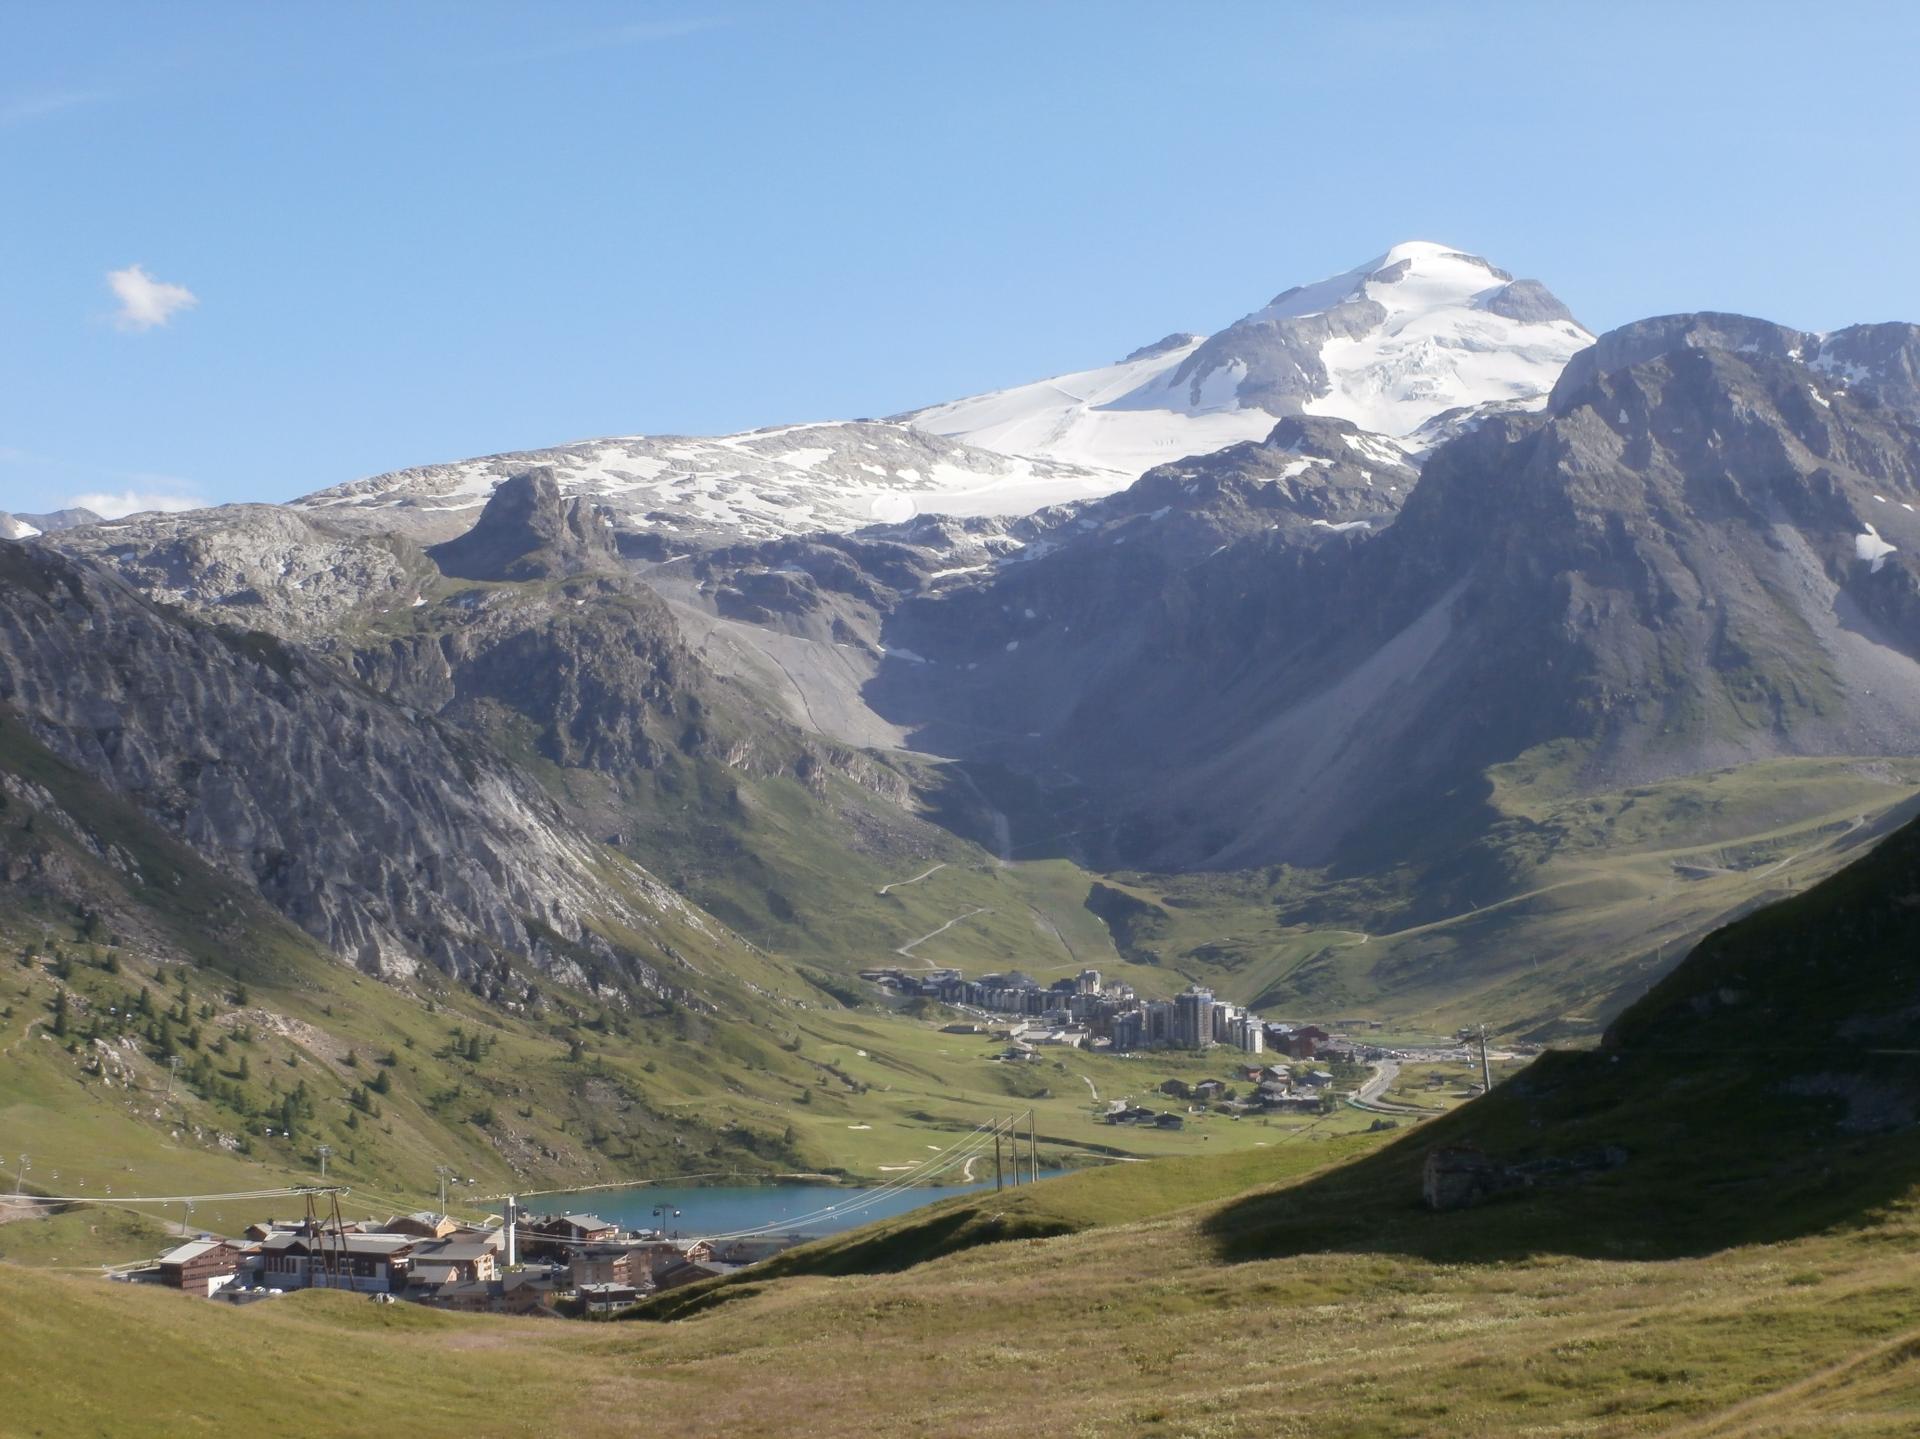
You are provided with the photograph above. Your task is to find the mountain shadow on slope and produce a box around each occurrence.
[1202,806,1920,1263]
[868,315,1920,877]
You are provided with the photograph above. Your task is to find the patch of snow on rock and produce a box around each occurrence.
[1857,523,1898,573]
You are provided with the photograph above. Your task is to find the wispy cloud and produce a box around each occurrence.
[64,488,210,520]
[107,264,198,331]
[0,450,208,519]
[0,88,111,127]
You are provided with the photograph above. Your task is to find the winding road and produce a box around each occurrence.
[1346,1059,1426,1116]
[878,863,947,896]
[896,907,992,961]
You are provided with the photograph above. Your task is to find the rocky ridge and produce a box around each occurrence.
[857,316,1920,868]
[0,541,730,994]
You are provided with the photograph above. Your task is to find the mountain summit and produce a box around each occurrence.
[907,241,1593,476]
[297,244,1592,544]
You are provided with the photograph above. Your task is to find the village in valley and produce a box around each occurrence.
[140,1203,779,1318]
[861,965,1492,1128]
[107,981,1519,1321]
[70,959,1531,1323]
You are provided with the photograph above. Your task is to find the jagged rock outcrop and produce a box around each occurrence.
[1480,279,1579,326]
[426,468,620,581]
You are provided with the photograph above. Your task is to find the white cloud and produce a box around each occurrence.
[107,264,198,331]
[65,489,210,519]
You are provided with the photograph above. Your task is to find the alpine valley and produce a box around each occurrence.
[6,238,1920,1251]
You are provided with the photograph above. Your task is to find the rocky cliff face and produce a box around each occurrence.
[47,503,435,642]
[425,468,620,581]
[0,541,726,993]
[353,572,783,782]
[861,317,1920,868]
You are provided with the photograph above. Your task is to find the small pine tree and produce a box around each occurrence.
[51,988,70,1038]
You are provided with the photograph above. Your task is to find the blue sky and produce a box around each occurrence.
[4,1,1919,515]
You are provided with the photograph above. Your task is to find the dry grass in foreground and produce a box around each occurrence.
[6,1156,1920,1438]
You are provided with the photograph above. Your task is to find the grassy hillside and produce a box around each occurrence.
[1107,755,1920,1035]
[9,706,1913,1268]
[11,813,1920,1436]
[0,707,1390,1265]
[6,1132,1920,1436]
[1199,802,1920,1266]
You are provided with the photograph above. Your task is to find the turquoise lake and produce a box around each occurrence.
[529,1173,1066,1240]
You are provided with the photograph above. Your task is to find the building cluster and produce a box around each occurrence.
[141,1206,798,1318]
[1102,1062,1349,1128]
[867,966,1339,1059]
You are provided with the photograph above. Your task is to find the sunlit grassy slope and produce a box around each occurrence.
[0,707,1384,1264]
[11,807,1920,1438]
[7,1135,1920,1438]
[7,710,1915,1267]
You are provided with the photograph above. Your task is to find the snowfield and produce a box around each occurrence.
[296,421,1120,543]
[297,242,1593,544]
[909,241,1593,475]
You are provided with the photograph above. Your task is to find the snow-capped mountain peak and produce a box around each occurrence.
[297,243,1593,544]
[910,241,1592,474]
[1260,240,1506,321]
